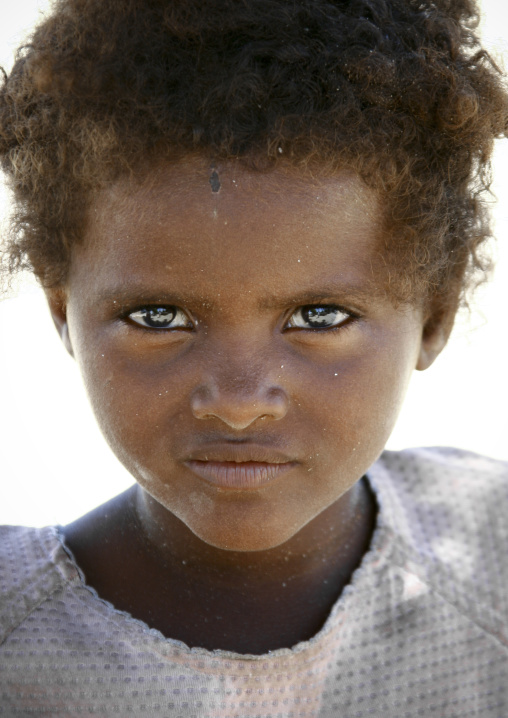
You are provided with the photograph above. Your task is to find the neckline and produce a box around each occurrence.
[52,465,393,661]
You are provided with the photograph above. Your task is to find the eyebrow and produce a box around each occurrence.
[97,287,202,308]
[259,285,377,310]
[97,282,378,310]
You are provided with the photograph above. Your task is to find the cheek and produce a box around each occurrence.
[71,330,189,467]
[298,340,417,472]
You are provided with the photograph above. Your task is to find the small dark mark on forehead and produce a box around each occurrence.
[209,169,221,193]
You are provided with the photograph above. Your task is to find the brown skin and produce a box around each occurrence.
[47,159,449,654]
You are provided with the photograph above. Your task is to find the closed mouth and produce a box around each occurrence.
[184,459,297,489]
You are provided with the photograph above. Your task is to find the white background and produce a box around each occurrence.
[1,1,507,527]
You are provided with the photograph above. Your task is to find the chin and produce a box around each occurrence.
[188,526,298,553]
[178,501,307,553]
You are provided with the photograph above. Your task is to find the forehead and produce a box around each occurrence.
[90,158,379,232]
[74,159,384,303]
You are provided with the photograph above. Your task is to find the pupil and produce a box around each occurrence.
[146,307,175,326]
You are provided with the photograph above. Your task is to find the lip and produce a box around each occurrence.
[185,459,297,489]
[183,443,299,490]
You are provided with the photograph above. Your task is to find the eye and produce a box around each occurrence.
[128,306,192,329]
[287,304,351,330]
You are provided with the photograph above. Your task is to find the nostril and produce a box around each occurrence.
[189,385,217,420]
[190,382,289,428]
[263,388,289,420]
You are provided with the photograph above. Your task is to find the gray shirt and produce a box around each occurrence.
[1,447,507,717]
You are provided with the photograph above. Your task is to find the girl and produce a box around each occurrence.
[1,0,507,714]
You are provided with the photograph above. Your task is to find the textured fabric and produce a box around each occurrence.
[1,447,507,717]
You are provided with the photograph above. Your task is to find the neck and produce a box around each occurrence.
[131,477,376,591]
[62,477,377,653]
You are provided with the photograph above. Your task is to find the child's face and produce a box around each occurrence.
[50,159,441,551]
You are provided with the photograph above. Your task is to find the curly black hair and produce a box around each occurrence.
[0,0,507,310]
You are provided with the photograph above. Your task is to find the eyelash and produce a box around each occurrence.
[124,304,359,332]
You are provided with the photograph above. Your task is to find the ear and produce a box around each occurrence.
[45,287,74,357]
[416,297,457,371]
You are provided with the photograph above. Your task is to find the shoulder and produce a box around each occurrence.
[374,446,507,515]
[372,446,508,556]
[0,525,79,644]
[374,446,508,538]
[378,444,507,482]
[371,447,508,627]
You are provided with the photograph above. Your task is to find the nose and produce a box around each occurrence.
[190,364,289,430]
